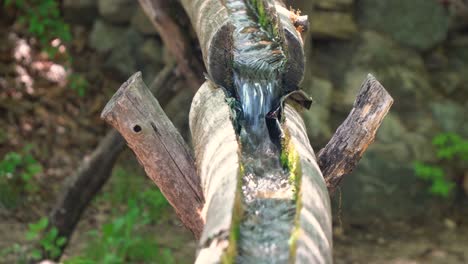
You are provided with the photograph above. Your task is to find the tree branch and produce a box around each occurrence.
[317,74,394,195]
[101,72,204,238]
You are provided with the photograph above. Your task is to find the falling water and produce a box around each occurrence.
[224,1,297,263]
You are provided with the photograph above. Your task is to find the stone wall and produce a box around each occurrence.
[65,0,468,221]
[296,0,468,221]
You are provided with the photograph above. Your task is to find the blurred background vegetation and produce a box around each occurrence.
[0,0,467,263]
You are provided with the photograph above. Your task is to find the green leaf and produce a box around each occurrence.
[56,236,67,247]
[37,217,49,230]
[25,230,39,241]
[30,249,42,260]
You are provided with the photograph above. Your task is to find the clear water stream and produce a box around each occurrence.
[224,1,296,263]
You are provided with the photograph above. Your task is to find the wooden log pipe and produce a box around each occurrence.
[178,0,307,91]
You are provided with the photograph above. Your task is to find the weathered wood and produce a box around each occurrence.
[317,74,394,195]
[101,72,204,238]
[283,103,333,263]
[178,0,306,90]
[138,0,204,90]
[189,81,241,263]
[47,64,179,261]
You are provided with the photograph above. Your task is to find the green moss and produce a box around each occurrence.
[280,126,303,262]
[247,0,277,38]
[221,164,244,264]
[280,131,301,201]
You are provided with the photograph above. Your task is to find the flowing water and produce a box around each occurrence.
[224,1,296,263]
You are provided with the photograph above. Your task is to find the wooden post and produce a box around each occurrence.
[101,72,205,238]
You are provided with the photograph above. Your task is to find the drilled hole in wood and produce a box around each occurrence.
[133,125,142,133]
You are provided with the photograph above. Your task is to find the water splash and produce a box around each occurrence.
[223,1,296,263]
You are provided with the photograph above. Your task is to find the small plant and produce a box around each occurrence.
[4,0,72,57]
[100,166,170,222]
[68,73,89,97]
[0,146,42,208]
[25,217,67,260]
[4,0,89,96]
[2,217,67,262]
[413,132,468,198]
[65,200,174,264]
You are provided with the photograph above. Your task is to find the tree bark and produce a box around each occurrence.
[317,74,394,195]
[47,64,179,260]
[283,103,333,263]
[101,72,205,238]
[178,0,306,90]
[189,81,242,263]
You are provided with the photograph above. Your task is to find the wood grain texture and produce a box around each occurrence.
[317,74,394,195]
[178,0,306,89]
[101,72,204,238]
[47,64,179,261]
[189,81,241,263]
[284,103,333,264]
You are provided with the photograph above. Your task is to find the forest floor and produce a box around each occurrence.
[0,12,468,264]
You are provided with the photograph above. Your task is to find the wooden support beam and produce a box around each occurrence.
[101,72,205,238]
[317,74,394,195]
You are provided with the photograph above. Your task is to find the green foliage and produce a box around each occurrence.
[25,217,67,260]
[413,132,468,198]
[100,167,170,222]
[4,0,89,96]
[65,200,174,264]
[4,0,72,56]
[61,167,173,263]
[1,217,67,261]
[0,146,42,209]
[68,73,89,97]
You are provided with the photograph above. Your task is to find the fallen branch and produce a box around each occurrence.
[101,72,204,238]
[317,74,394,195]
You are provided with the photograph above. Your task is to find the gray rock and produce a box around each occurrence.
[357,0,450,51]
[430,35,468,95]
[339,68,369,108]
[89,20,126,53]
[98,0,136,24]
[63,0,97,25]
[104,29,145,79]
[311,77,333,108]
[315,0,354,11]
[131,7,158,36]
[337,145,434,221]
[311,11,358,39]
[349,31,434,115]
[430,101,468,137]
[139,39,164,66]
[302,105,332,148]
[375,113,406,144]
